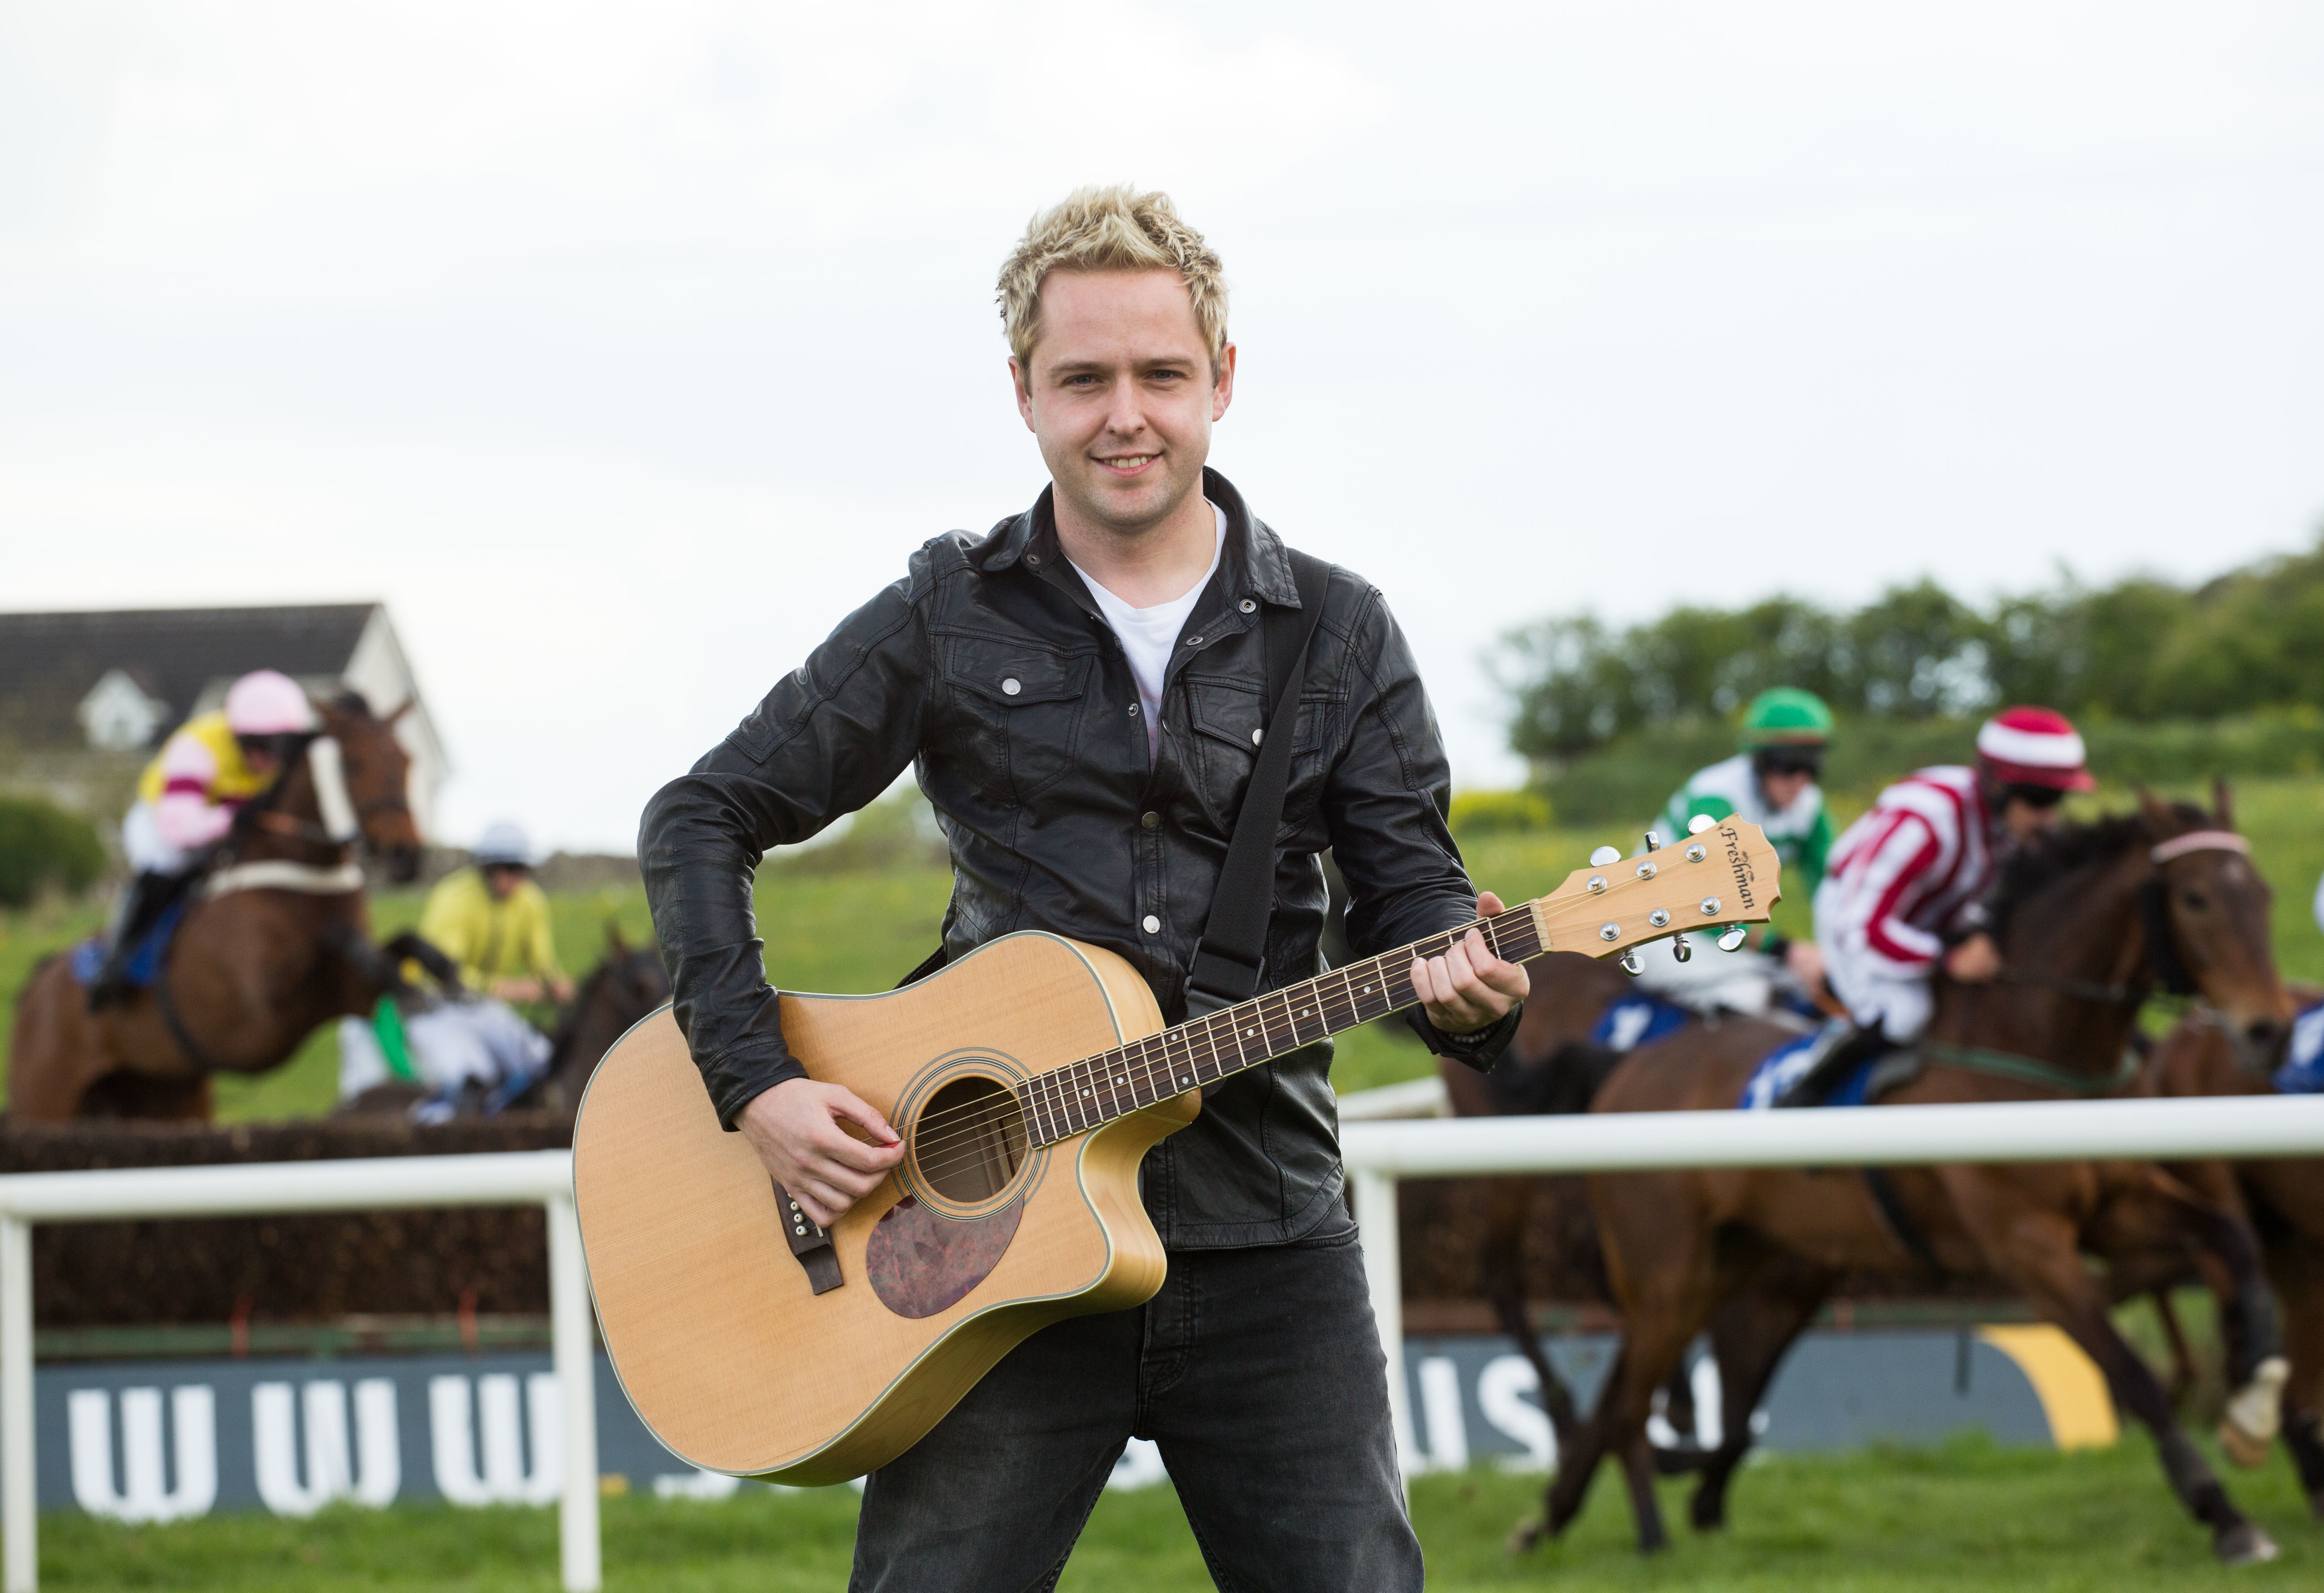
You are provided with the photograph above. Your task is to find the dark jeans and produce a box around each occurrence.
[851,1228,1423,1593]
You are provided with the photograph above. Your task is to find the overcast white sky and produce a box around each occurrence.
[5,1,2322,852]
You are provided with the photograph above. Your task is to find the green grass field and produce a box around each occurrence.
[30,1435,2320,1590]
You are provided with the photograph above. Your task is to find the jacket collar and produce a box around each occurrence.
[973,468,1303,610]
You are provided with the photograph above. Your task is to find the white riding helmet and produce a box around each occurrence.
[224,670,317,736]
[473,820,538,870]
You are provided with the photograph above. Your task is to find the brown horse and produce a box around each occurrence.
[2144,1005,2324,1516]
[8,694,428,1121]
[1431,950,1660,1528]
[1443,940,1802,1533]
[1539,797,2294,1564]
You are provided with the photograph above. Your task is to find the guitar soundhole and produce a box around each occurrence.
[913,1074,1028,1204]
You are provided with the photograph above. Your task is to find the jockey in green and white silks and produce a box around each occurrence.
[1630,687,1834,1018]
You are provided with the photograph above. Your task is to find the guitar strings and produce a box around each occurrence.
[900,965,1426,1181]
[891,912,1529,1162]
[902,923,1517,1181]
[895,899,1573,1166]
[908,905,1722,1186]
[892,856,1751,1181]
[897,939,1453,1152]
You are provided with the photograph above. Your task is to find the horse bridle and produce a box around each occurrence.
[1995,829,2251,1007]
[232,732,411,854]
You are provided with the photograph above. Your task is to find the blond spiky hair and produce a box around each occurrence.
[997,185,1229,375]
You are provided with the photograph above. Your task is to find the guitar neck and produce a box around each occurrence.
[1015,904,1549,1147]
[1011,818,1780,1147]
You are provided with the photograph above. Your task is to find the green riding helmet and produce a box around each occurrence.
[1739,687,1835,751]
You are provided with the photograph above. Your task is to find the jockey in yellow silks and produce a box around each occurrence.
[338,819,569,1113]
[417,821,572,1005]
[89,669,315,1007]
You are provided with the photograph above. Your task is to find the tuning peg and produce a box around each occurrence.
[1590,845,1621,867]
[1717,925,1749,953]
[1671,933,1692,963]
[1619,950,1643,976]
[1688,814,1716,836]
[1642,831,1661,852]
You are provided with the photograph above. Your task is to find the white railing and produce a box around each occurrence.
[1341,1094,2324,1478]
[0,1151,593,1593]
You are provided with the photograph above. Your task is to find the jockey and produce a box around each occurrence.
[1781,705,2091,1104]
[88,669,315,1008]
[1629,687,1836,1016]
[417,820,572,1004]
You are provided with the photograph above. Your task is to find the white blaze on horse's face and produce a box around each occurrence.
[307,738,361,844]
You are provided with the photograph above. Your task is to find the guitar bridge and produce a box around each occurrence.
[772,1181,844,1295]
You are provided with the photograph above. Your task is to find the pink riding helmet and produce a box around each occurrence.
[224,670,317,736]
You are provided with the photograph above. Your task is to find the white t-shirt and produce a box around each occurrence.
[1068,503,1228,760]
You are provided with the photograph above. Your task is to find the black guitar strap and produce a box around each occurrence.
[1184,549,1333,1020]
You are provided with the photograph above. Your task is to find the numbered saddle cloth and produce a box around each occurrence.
[1737,1019,1874,1110]
[1591,995,1692,1055]
[67,897,189,990]
[2278,1001,2324,1095]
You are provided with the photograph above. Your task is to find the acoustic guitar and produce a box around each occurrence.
[573,819,1782,1484]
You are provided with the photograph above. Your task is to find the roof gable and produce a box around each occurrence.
[0,605,380,749]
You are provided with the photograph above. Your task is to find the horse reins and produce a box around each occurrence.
[1936,826,2253,1093]
[1989,828,2251,1007]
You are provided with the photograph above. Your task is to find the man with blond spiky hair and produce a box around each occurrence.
[641,186,1526,1588]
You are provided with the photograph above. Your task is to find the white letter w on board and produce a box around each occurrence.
[66,1386,218,1523]
[252,1379,400,1515]
[429,1373,560,1505]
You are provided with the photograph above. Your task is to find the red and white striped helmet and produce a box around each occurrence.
[1975,705,2094,792]
[224,670,317,736]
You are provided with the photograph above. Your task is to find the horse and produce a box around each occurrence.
[7,693,430,1121]
[1442,935,1804,1536]
[336,926,669,1120]
[1535,795,2294,1564]
[2142,1002,2324,1516]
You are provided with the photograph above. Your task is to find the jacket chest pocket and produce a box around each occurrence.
[936,640,1095,804]
[1180,677,1331,837]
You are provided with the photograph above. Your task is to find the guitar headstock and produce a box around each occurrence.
[1523,818,1782,964]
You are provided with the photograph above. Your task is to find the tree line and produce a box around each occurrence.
[1500,535,2324,764]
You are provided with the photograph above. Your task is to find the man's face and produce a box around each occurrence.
[1011,269,1234,538]
[484,864,526,901]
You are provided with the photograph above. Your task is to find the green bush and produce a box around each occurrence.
[1498,532,2324,762]
[766,784,949,877]
[1448,788,1553,841]
[1535,711,2324,827]
[0,794,107,908]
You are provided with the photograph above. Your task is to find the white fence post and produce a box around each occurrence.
[547,1193,602,1593]
[2,1215,33,1593]
[1352,1172,1416,1486]
[0,1151,592,1593]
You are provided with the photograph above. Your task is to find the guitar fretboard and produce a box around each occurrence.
[1013,906,1546,1146]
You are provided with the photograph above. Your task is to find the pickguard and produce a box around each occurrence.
[866,1194,1024,1319]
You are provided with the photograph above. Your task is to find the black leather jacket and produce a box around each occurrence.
[638,469,1517,1249]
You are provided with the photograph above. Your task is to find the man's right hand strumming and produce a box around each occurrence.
[738,1076,904,1227]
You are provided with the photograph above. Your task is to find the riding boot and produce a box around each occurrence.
[86,870,185,1011]
[1774,1024,1892,1109]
